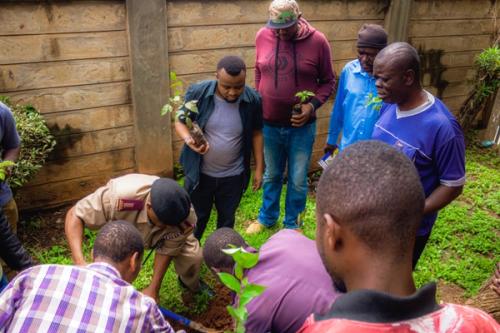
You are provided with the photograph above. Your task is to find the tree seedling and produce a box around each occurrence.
[218,247,266,333]
[293,90,315,114]
[366,92,383,111]
[0,160,15,182]
[161,72,208,147]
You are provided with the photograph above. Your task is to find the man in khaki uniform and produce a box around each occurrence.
[65,174,208,302]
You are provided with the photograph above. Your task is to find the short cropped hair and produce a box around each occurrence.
[93,220,144,262]
[316,141,425,254]
[377,42,421,81]
[216,56,247,76]
[203,227,247,270]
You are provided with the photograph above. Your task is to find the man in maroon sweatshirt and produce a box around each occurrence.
[247,0,335,234]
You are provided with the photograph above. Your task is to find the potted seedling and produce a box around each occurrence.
[161,72,208,147]
[293,90,316,115]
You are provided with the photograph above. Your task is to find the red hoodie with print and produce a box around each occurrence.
[255,18,336,126]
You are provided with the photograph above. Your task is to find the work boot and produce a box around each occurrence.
[245,221,266,235]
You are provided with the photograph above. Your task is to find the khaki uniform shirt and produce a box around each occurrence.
[75,174,197,256]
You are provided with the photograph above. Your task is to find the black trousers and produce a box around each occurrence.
[191,173,245,240]
[412,233,431,269]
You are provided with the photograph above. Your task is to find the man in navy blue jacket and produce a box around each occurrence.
[175,56,264,240]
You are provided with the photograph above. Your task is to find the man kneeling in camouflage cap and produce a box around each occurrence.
[65,173,212,302]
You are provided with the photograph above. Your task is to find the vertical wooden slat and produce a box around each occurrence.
[126,0,173,176]
[385,0,414,42]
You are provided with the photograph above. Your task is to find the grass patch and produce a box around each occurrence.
[30,140,499,312]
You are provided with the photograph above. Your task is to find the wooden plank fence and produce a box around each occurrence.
[0,0,496,209]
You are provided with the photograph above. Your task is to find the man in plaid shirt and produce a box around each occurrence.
[0,221,175,333]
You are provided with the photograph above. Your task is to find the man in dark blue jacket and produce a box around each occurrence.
[175,56,264,240]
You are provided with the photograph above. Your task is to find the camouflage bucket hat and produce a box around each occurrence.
[266,0,300,29]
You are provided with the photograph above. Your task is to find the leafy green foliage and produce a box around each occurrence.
[0,160,15,181]
[458,46,500,130]
[0,96,56,190]
[218,247,266,333]
[295,90,315,104]
[161,71,199,129]
[366,92,383,111]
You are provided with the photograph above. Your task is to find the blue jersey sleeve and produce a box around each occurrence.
[435,134,466,187]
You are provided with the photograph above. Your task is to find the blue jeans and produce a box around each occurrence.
[258,122,316,229]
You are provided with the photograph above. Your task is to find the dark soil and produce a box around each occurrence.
[173,284,233,332]
[191,122,208,147]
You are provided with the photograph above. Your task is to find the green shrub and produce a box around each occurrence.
[0,96,56,190]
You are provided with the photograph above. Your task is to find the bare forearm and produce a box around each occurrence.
[424,185,463,215]
[2,147,20,162]
[149,252,172,292]
[64,206,86,264]
[175,121,191,140]
[252,131,264,172]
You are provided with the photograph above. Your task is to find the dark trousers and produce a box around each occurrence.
[191,173,245,240]
[412,233,431,269]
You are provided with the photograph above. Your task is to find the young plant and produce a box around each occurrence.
[366,92,383,112]
[293,90,315,114]
[161,71,207,146]
[218,247,266,333]
[458,46,500,131]
[0,160,15,182]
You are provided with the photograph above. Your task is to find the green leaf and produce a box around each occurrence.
[233,251,259,269]
[242,283,266,298]
[227,305,246,322]
[218,272,241,293]
[184,100,198,113]
[235,264,244,280]
[161,104,173,116]
[169,71,177,82]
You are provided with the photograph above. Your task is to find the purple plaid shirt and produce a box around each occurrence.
[0,262,174,333]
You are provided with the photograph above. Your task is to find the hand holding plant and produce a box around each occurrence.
[0,160,15,182]
[161,72,208,148]
[291,90,315,127]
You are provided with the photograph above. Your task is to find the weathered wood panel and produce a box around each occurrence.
[5,82,131,114]
[0,2,126,35]
[0,1,134,209]
[411,35,492,53]
[0,32,129,65]
[409,19,494,37]
[167,1,386,27]
[408,0,496,118]
[50,126,135,160]
[0,58,130,92]
[44,105,134,135]
[29,148,135,186]
[412,0,495,19]
[168,20,382,52]
[171,47,351,76]
[17,169,134,210]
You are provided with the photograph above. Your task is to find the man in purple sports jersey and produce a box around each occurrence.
[371,42,465,268]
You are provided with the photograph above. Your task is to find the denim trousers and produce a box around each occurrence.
[258,122,316,229]
[191,172,245,240]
